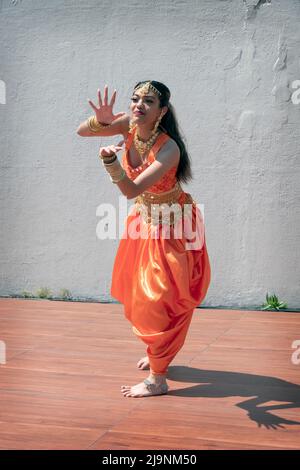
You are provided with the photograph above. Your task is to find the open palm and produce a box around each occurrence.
[88,84,126,125]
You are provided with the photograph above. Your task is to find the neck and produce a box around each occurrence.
[136,124,160,141]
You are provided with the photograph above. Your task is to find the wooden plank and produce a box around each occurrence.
[0,299,299,450]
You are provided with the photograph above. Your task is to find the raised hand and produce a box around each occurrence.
[88,84,126,125]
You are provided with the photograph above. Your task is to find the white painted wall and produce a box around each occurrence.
[0,0,299,308]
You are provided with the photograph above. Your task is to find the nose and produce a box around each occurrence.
[136,103,145,113]
[135,97,144,106]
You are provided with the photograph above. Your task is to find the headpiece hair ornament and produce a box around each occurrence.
[134,81,162,98]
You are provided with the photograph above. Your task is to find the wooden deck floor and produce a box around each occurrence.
[0,298,299,450]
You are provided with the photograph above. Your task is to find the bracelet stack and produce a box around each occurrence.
[100,152,126,183]
[87,115,112,133]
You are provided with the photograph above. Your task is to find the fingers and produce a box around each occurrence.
[113,140,125,152]
[112,145,124,152]
[91,84,117,110]
[97,88,102,107]
[109,89,117,107]
[87,99,97,112]
[114,112,126,120]
[104,84,108,106]
[99,141,124,157]
[99,147,113,157]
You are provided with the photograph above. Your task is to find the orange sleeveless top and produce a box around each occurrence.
[121,126,178,193]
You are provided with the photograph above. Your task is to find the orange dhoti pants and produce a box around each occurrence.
[131,308,194,374]
[110,197,211,375]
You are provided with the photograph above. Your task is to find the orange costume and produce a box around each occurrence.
[111,126,211,374]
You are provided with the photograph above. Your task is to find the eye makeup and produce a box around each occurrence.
[131,95,154,103]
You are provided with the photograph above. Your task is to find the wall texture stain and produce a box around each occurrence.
[243,0,272,20]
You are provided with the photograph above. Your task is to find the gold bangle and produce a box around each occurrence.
[110,169,126,183]
[87,116,112,133]
[101,157,126,183]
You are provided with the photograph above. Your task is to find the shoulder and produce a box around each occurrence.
[156,135,180,167]
[165,136,180,154]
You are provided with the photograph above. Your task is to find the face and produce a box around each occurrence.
[129,90,168,127]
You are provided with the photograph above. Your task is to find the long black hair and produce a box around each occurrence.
[133,80,193,184]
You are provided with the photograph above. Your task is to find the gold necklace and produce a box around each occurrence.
[133,128,161,164]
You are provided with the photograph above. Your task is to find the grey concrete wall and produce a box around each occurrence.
[0,0,299,308]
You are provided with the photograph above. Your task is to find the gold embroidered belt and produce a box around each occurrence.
[134,182,195,226]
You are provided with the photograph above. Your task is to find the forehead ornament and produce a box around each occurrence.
[134,81,162,98]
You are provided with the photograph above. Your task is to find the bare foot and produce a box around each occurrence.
[137,356,150,370]
[121,377,169,398]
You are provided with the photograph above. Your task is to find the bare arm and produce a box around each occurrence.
[115,139,180,199]
[77,113,130,137]
[76,84,130,137]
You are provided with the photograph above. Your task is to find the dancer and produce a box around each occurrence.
[77,81,211,397]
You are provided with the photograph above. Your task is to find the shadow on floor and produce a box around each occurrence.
[167,366,300,430]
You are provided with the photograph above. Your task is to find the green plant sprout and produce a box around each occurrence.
[36,287,53,299]
[59,288,72,300]
[261,292,287,311]
[21,290,33,298]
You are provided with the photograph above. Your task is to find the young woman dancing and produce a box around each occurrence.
[77,80,211,398]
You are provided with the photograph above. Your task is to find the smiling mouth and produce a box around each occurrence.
[134,111,145,115]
